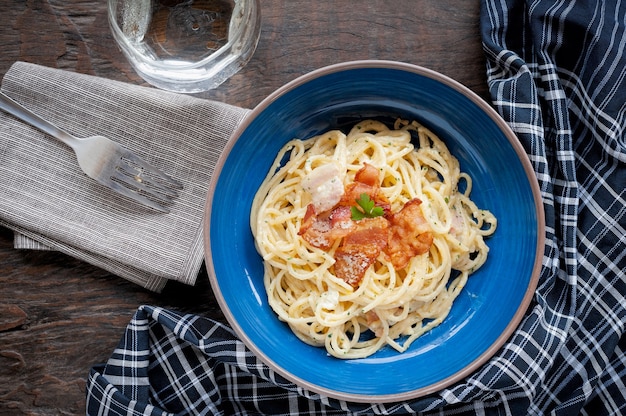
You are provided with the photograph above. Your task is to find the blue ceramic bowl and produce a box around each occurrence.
[204,61,544,402]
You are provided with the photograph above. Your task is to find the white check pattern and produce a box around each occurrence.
[86,0,625,414]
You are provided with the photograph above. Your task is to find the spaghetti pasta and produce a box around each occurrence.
[250,119,497,359]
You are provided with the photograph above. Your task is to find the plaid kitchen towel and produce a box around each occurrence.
[86,0,625,414]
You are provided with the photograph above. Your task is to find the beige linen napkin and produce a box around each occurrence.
[0,62,249,292]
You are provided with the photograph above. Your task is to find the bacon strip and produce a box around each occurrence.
[298,164,433,288]
[339,163,391,215]
[334,217,388,287]
[298,205,356,250]
[386,199,433,270]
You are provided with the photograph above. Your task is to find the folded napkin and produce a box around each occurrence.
[84,0,626,414]
[0,62,249,292]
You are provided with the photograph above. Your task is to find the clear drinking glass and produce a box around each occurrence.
[108,0,261,93]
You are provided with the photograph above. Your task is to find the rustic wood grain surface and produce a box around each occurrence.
[0,1,488,414]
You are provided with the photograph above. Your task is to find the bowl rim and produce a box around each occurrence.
[203,59,545,402]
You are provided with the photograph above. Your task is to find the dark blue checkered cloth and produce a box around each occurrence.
[86,0,626,414]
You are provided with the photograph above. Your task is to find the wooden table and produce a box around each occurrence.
[0,1,488,414]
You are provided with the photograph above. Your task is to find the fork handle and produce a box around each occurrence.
[0,91,78,149]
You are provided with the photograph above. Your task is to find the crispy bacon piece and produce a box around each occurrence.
[298,205,356,250]
[328,205,354,235]
[339,163,391,214]
[334,217,388,287]
[386,199,433,270]
[339,181,376,207]
[298,164,434,288]
[354,162,379,186]
[299,204,317,235]
[300,163,387,250]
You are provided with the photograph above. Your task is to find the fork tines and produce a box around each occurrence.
[108,153,184,213]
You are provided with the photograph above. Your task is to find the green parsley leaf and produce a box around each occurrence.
[351,206,366,220]
[351,193,384,220]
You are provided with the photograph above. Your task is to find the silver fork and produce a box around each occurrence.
[0,91,183,213]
